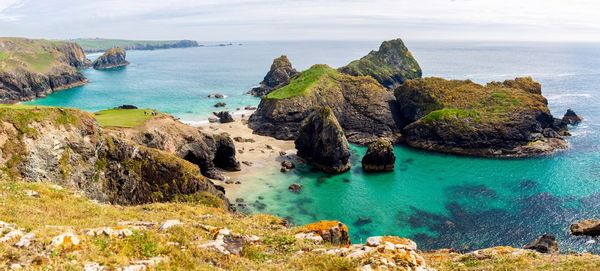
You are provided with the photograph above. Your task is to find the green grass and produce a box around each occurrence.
[421,108,481,123]
[266,65,338,100]
[70,39,188,52]
[19,51,55,72]
[0,51,9,61]
[95,109,158,128]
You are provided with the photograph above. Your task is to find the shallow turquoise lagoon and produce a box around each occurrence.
[27,41,600,252]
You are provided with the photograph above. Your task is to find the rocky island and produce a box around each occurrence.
[0,38,90,103]
[92,47,129,69]
[248,55,299,97]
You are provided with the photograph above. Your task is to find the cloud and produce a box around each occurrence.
[1,0,600,41]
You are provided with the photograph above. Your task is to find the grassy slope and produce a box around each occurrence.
[266,65,339,100]
[70,39,186,52]
[95,109,160,128]
[0,38,65,73]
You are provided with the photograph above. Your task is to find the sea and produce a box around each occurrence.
[26,40,600,252]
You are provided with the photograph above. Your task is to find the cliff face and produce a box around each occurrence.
[394,77,569,157]
[339,38,422,89]
[0,106,229,207]
[0,38,90,103]
[248,55,299,97]
[249,65,401,144]
[93,47,129,69]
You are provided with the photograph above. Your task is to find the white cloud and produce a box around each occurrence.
[1,0,600,41]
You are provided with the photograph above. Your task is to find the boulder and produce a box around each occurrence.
[248,55,299,97]
[362,138,395,172]
[116,104,138,109]
[570,219,600,236]
[213,111,234,123]
[298,221,350,245]
[339,38,422,89]
[208,93,224,99]
[562,109,583,125]
[281,160,295,170]
[523,234,558,253]
[294,107,351,173]
[93,47,129,69]
[288,183,302,193]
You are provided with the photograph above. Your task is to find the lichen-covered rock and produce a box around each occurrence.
[298,220,350,245]
[362,138,395,172]
[92,47,129,69]
[248,55,299,97]
[295,107,351,173]
[339,38,422,89]
[249,65,400,144]
[0,38,90,103]
[395,77,569,157]
[570,219,600,236]
[524,234,558,254]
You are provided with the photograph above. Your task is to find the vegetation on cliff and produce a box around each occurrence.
[69,38,199,53]
[266,64,338,100]
[339,38,422,89]
[95,108,159,128]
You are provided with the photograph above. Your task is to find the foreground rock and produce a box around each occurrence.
[339,38,422,89]
[92,47,129,69]
[395,77,570,157]
[213,111,234,123]
[362,138,395,172]
[295,107,351,173]
[0,107,229,207]
[248,55,299,97]
[249,64,401,144]
[297,221,350,245]
[118,114,241,180]
[0,38,90,103]
[524,234,559,254]
[570,219,600,236]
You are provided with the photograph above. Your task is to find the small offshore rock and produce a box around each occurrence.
[362,138,395,172]
[214,102,226,107]
[208,93,225,99]
[524,234,558,254]
[562,109,583,125]
[288,183,302,193]
[281,160,295,170]
[248,55,299,97]
[570,219,600,236]
[159,220,183,231]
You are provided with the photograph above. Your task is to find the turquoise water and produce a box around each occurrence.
[27,41,600,252]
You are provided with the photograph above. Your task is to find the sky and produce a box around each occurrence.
[1,0,600,42]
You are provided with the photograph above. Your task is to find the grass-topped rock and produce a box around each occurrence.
[249,64,401,144]
[339,38,422,89]
[248,55,299,97]
[92,47,129,70]
[395,77,570,157]
[0,38,90,103]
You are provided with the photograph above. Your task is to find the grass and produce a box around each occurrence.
[0,38,67,73]
[69,39,193,52]
[94,109,158,128]
[422,108,481,123]
[266,65,339,100]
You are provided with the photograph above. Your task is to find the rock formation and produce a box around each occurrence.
[362,138,395,172]
[570,219,600,236]
[249,64,401,144]
[297,221,350,245]
[339,38,422,89]
[0,38,90,103]
[294,107,351,173]
[394,77,570,157]
[92,47,129,69]
[562,109,583,125]
[248,55,299,97]
[523,234,559,254]
[213,111,234,123]
[0,107,229,207]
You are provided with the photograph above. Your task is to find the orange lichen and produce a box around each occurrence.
[381,236,413,245]
[300,220,347,233]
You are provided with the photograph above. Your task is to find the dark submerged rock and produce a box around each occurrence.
[281,160,295,170]
[93,47,129,69]
[214,102,226,107]
[288,183,303,193]
[570,219,600,236]
[248,55,299,97]
[362,138,395,172]
[339,38,422,89]
[294,107,351,173]
[213,111,234,123]
[523,234,558,254]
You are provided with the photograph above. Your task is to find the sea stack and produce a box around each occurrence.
[93,47,130,69]
[362,138,395,172]
[295,107,351,173]
[248,55,299,97]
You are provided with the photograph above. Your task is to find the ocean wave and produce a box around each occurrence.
[546,93,592,100]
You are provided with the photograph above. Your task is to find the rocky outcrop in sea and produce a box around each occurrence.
[362,138,395,172]
[93,47,130,69]
[248,55,299,97]
[0,38,90,103]
[294,107,351,173]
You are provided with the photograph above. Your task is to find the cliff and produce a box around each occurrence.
[394,77,569,157]
[0,38,90,103]
[339,38,422,89]
[70,38,200,53]
[248,55,299,97]
[248,64,401,144]
[92,47,129,69]
[0,105,228,207]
